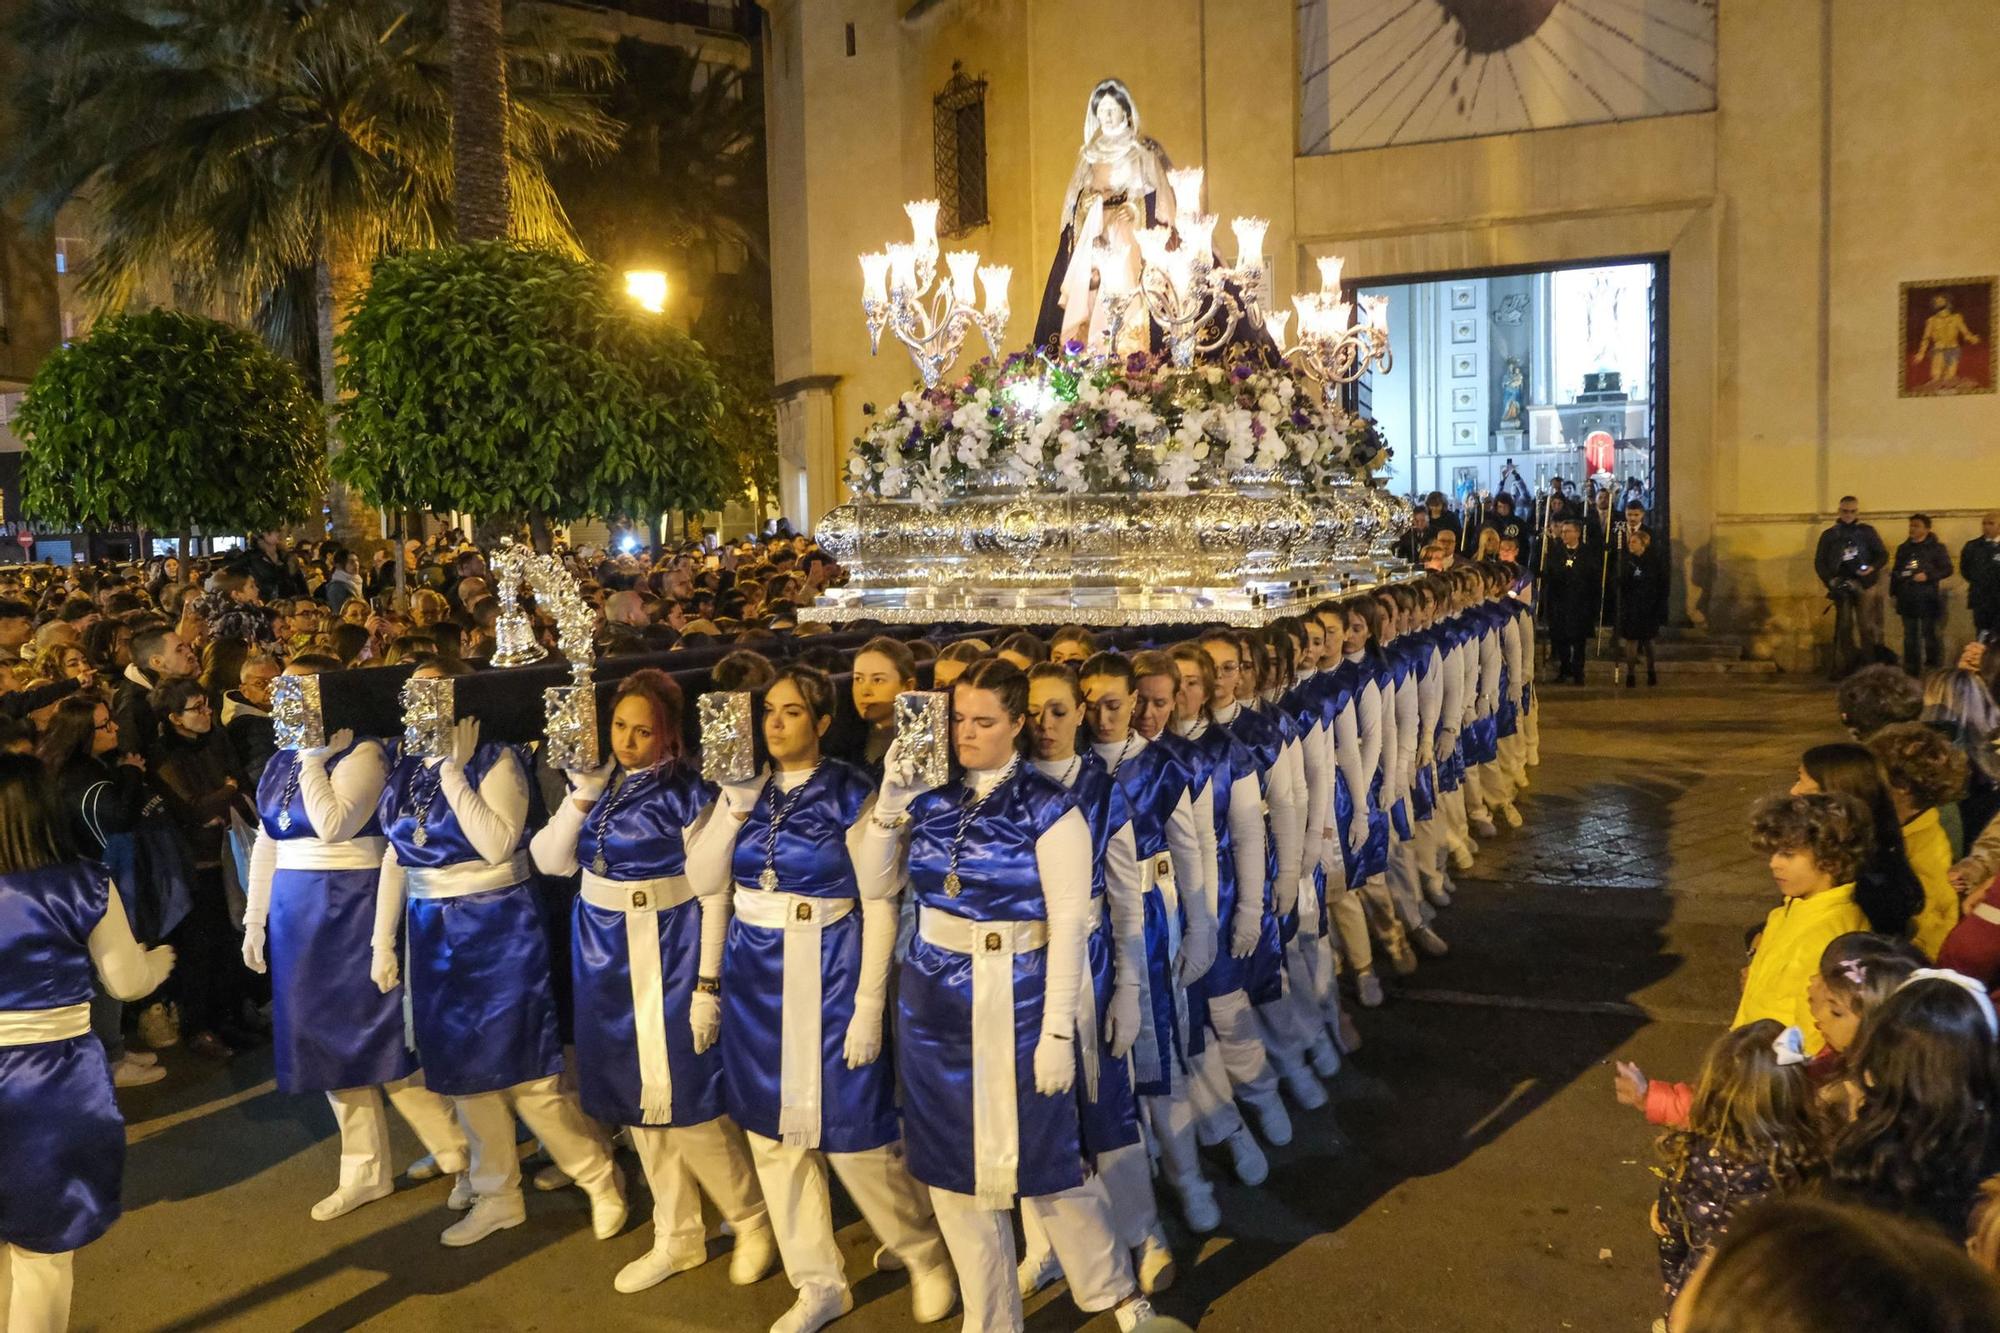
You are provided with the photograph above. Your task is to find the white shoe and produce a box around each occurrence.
[614,1241,706,1294]
[872,1243,905,1272]
[730,1223,780,1285]
[1471,815,1498,840]
[1244,1093,1293,1147]
[1499,801,1523,829]
[533,1162,572,1192]
[1413,926,1450,958]
[1136,1232,1177,1295]
[1017,1247,1061,1298]
[1355,970,1386,1008]
[1448,843,1475,871]
[586,1166,628,1239]
[1421,875,1454,909]
[1335,1009,1364,1053]
[406,1153,444,1182]
[112,1055,167,1088]
[441,1193,526,1246]
[1281,1066,1328,1110]
[1223,1126,1269,1185]
[909,1262,958,1323]
[770,1282,852,1333]
[1114,1297,1158,1332]
[1307,1030,1342,1079]
[311,1179,392,1221]
[137,1001,180,1049]
[446,1173,474,1211]
[123,1049,159,1068]
[1168,1172,1221,1233]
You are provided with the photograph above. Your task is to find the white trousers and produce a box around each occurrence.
[1022,1139,1160,1259]
[1188,988,1277,1144]
[1523,700,1542,764]
[1313,934,1350,1031]
[326,1071,468,1192]
[1143,1088,1205,1186]
[631,1117,767,1255]
[932,1179,1134,1333]
[456,1074,616,1202]
[1500,729,1530,790]
[3,1246,71,1333]
[1411,808,1448,891]
[1440,783,1472,854]
[1254,958,1319,1076]
[745,1132,948,1293]
[1325,880,1374,975]
[1384,842,1433,930]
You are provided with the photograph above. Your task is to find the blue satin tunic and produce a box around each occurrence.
[1182,721,1258,1041]
[258,743,414,1095]
[1148,730,1213,1060]
[0,862,125,1252]
[571,763,727,1128]
[721,759,899,1152]
[898,763,1086,1200]
[1217,705,1285,1004]
[379,742,562,1097]
[1105,741,1193,1096]
[1058,753,1142,1157]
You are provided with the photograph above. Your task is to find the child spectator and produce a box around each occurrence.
[1734,793,1875,1050]
[1803,932,1925,1109]
[1866,722,1972,956]
[1789,744,1925,941]
[1827,969,2000,1239]
[1650,1019,1823,1305]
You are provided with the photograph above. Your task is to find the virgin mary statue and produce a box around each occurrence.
[1032,78,1176,357]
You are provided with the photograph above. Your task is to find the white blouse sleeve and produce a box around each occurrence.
[1034,808,1094,1041]
[89,886,173,1001]
[243,827,276,932]
[529,795,587,878]
[298,742,389,844]
[1267,738,1305,911]
[436,751,529,866]
[1226,770,1265,917]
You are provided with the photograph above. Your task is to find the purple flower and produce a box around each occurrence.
[1064,339,1086,357]
[1251,418,1267,440]
[905,425,923,448]
[1231,363,1254,381]
[1125,351,1153,374]
[1291,410,1311,429]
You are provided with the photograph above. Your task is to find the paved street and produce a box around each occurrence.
[73,680,1835,1333]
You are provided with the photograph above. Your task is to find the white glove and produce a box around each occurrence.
[566,758,614,803]
[843,998,885,1068]
[1179,918,1217,985]
[720,773,768,816]
[1104,983,1142,1059]
[1229,901,1262,959]
[448,717,480,770]
[1033,1031,1075,1096]
[1348,812,1370,850]
[1296,875,1322,937]
[241,922,267,974]
[878,739,928,815]
[303,728,355,760]
[1438,728,1458,758]
[690,991,721,1054]
[370,946,400,994]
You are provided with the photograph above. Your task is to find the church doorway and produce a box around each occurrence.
[1354,256,1667,542]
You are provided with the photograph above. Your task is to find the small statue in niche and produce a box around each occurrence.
[1500,357,1527,427]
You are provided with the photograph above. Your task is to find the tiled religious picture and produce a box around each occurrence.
[1900,276,1994,397]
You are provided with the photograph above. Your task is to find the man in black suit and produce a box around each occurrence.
[1543,520,1599,684]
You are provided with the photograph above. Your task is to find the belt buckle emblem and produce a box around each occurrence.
[1153,856,1172,877]
[630,889,650,910]
[983,931,1002,953]
[795,902,813,922]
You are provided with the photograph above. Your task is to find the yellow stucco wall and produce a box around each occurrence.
[763,0,2000,668]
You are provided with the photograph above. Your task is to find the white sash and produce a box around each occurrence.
[918,904,1050,1209]
[734,888,856,1149]
[404,855,532,900]
[0,1002,90,1046]
[584,872,697,1124]
[1130,853,1176,1087]
[275,836,387,871]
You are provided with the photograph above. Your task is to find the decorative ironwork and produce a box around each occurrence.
[934,65,989,237]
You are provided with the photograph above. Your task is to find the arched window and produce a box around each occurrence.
[933,64,988,236]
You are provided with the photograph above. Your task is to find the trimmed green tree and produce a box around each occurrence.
[331,241,732,549]
[15,309,328,551]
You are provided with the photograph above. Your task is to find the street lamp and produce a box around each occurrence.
[624,269,669,314]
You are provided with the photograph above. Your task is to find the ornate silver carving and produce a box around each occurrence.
[270,673,325,752]
[698,692,757,785]
[400,676,455,760]
[893,691,951,790]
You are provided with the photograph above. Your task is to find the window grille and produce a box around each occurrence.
[933,64,988,237]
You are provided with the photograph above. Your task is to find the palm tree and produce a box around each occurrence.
[6,0,615,399]
[448,0,510,240]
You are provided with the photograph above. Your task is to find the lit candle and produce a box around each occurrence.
[978,265,1012,318]
[1360,293,1389,332]
[886,242,917,294]
[1096,240,1134,296]
[1329,301,1352,333]
[1317,254,1345,295]
[905,200,940,259]
[1264,308,1291,349]
[945,250,980,304]
[1135,225,1175,274]
[859,251,891,304]
[1292,292,1324,339]
[1231,216,1268,269]
[1166,167,1205,225]
[1158,246,1194,299]
[1181,213,1217,263]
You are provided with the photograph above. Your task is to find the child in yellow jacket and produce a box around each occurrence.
[1734,793,1874,1052]
[1868,722,1973,958]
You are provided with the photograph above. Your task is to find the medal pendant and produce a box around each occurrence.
[413,824,428,848]
[759,867,779,891]
[277,810,291,833]
[943,871,962,897]
[592,854,608,876]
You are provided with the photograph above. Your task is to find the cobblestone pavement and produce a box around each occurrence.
[71,680,1837,1333]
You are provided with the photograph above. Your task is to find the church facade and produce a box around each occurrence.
[759,0,2000,668]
